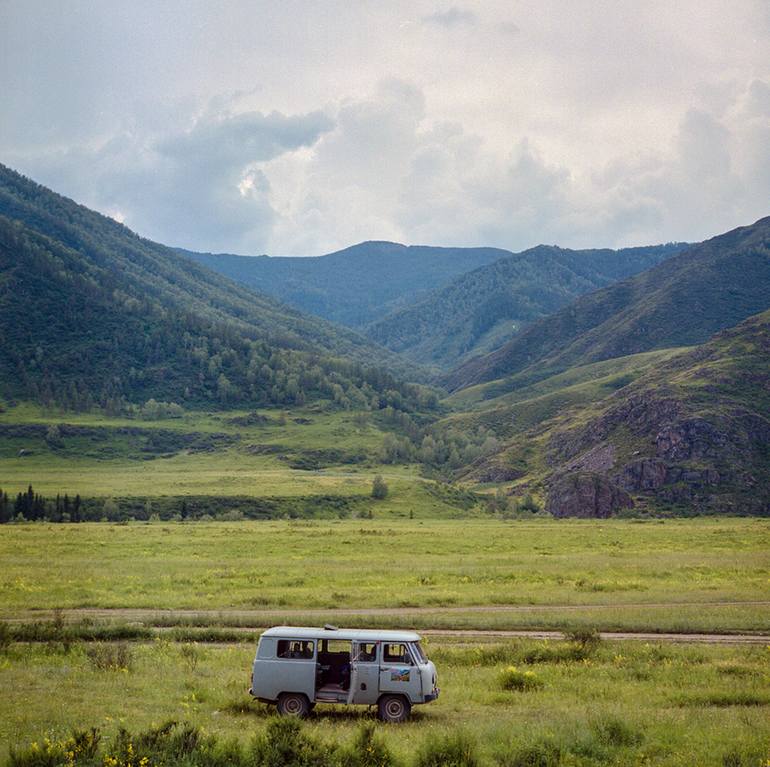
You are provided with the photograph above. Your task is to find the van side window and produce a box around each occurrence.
[277,639,314,659]
[355,642,378,662]
[383,643,411,664]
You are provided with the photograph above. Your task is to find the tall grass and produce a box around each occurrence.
[7,720,470,767]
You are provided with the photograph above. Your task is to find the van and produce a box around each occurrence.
[249,625,439,722]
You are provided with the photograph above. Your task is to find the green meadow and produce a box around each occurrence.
[0,404,409,497]
[1,519,768,626]
[1,637,768,766]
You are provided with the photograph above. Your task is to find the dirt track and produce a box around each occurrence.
[3,602,768,645]
[420,629,769,645]
[7,599,770,621]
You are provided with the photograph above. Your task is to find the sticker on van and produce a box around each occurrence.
[390,668,411,682]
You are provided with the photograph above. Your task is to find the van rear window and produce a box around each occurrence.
[277,639,314,659]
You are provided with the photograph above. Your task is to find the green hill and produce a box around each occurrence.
[182,242,511,327]
[454,309,770,515]
[366,243,684,368]
[0,164,429,412]
[445,216,770,392]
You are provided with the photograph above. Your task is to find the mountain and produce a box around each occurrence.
[0,164,429,411]
[462,309,770,516]
[182,242,512,327]
[366,243,685,368]
[445,216,770,393]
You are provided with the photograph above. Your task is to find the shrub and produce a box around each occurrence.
[371,475,389,499]
[0,621,10,651]
[85,642,133,671]
[519,641,594,664]
[518,494,540,514]
[589,715,643,747]
[415,732,479,767]
[107,720,207,766]
[345,723,398,767]
[9,729,100,767]
[677,691,770,707]
[564,628,602,649]
[495,739,563,767]
[180,642,201,672]
[721,747,769,767]
[249,717,338,767]
[499,666,543,691]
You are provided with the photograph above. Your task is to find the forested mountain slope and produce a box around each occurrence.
[183,242,511,327]
[367,243,684,368]
[445,216,770,392]
[0,164,429,411]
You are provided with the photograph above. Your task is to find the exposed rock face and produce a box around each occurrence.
[546,473,634,518]
[613,458,725,500]
[562,443,617,474]
[655,419,728,460]
[616,458,668,491]
[547,393,684,465]
[474,464,525,483]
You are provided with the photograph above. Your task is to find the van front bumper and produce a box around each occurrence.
[424,688,440,702]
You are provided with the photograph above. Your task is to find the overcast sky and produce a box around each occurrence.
[1,1,769,255]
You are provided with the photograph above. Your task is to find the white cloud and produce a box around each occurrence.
[1,1,768,254]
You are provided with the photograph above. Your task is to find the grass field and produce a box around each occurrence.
[0,402,489,520]
[1,637,768,766]
[1,517,768,763]
[0,403,410,497]
[1,519,768,624]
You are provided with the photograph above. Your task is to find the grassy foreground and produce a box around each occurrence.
[1,637,768,766]
[1,519,768,764]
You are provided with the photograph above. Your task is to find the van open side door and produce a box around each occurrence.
[348,640,380,705]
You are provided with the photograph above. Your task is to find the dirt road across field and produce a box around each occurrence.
[3,602,769,644]
[6,599,770,622]
[420,629,769,644]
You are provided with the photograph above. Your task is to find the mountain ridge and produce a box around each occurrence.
[445,215,770,392]
[366,242,686,368]
[183,241,513,327]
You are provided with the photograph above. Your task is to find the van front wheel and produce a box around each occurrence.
[276,693,310,718]
[377,695,411,723]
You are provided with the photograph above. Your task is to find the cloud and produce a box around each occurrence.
[421,6,477,27]
[1,1,768,254]
[9,107,335,253]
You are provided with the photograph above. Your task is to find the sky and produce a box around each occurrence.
[1,0,769,256]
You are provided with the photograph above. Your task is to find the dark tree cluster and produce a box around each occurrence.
[1,484,82,523]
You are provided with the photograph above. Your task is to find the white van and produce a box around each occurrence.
[249,625,439,722]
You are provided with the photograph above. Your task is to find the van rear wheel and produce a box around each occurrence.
[276,692,310,718]
[377,695,411,723]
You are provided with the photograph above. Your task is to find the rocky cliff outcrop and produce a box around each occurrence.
[546,473,634,518]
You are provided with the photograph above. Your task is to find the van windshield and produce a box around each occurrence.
[411,642,427,663]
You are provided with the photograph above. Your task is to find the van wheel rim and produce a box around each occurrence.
[284,697,303,714]
[385,699,404,718]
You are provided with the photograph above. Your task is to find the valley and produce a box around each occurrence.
[3,6,769,765]
[1,165,769,767]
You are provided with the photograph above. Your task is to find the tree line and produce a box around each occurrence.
[0,484,82,523]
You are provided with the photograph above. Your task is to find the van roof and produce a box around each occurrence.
[261,626,421,642]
